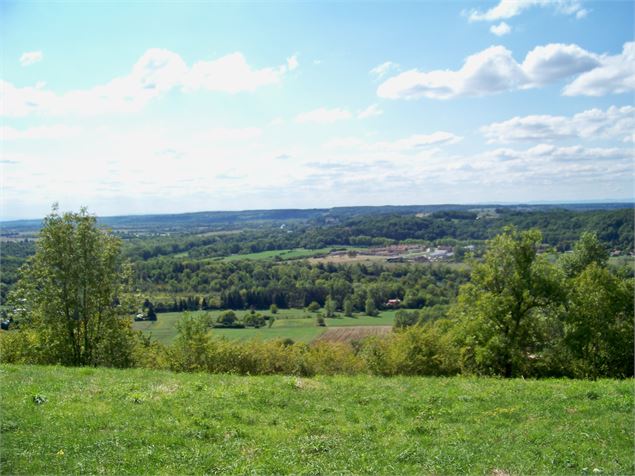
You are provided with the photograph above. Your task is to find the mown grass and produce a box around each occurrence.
[1,365,632,474]
[133,310,396,344]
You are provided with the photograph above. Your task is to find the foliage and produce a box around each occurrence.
[343,297,354,316]
[365,296,378,317]
[562,263,634,378]
[450,228,564,377]
[6,207,137,367]
[324,296,337,318]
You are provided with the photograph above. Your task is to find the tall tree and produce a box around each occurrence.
[9,206,136,367]
[451,227,562,377]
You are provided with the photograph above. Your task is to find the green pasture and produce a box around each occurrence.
[2,364,632,475]
[133,309,396,344]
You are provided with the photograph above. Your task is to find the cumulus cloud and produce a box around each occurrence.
[1,48,294,117]
[357,104,383,119]
[295,107,352,124]
[563,42,635,96]
[490,22,511,36]
[468,0,587,22]
[377,42,632,100]
[377,45,527,99]
[522,43,599,85]
[481,106,635,143]
[370,61,400,78]
[20,51,43,66]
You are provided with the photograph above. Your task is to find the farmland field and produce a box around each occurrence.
[221,247,353,261]
[314,326,392,343]
[132,309,397,345]
[1,365,632,475]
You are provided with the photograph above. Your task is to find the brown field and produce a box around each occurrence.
[308,254,387,264]
[314,326,392,343]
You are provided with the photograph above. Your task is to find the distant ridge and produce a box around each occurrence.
[2,202,633,231]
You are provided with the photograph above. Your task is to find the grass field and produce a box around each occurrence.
[221,247,348,262]
[1,365,632,474]
[133,309,397,345]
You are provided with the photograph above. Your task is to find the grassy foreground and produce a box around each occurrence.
[1,365,633,475]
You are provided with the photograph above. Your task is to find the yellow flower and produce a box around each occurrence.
[56,449,64,457]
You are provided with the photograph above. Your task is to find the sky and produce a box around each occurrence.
[1,0,634,219]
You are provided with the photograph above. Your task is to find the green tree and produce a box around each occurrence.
[269,304,279,314]
[343,297,354,317]
[8,206,136,367]
[394,310,419,329]
[559,232,608,278]
[217,311,237,327]
[365,297,378,317]
[451,228,563,377]
[563,263,634,378]
[324,296,337,318]
[307,301,320,312]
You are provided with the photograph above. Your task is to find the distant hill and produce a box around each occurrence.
[1,202,633,234]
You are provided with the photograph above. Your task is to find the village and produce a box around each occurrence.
[327,243,468,263]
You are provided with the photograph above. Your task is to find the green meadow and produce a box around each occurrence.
[133,309,397,344]
[1,365,632,475]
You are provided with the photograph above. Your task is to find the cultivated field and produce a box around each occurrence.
[314,326,392,343]
[133,310,397,345]
[2,365,632,474]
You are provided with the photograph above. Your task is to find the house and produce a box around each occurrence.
[386,298,401,306]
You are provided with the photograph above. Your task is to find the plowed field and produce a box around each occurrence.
[314,325,392,343]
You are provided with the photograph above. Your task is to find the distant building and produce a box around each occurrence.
[386,298,401,306]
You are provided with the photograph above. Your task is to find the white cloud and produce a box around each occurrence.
[377,42,631,100]
[522,43,599,85]
[203,127,262,141]
[1,49,294,117]
[20,51,43,66]
[481,106,635,144]
[490,22,511,36]
[1,125,81,140]
[324,131,462,152]
[185,52,285,93]
[487,143,630,163]
[357,104,383,119]
[563,42,635,96]
[468,0,587,22]
[377,45,526,99]
[370,61,400,78]
[295,107,352,124]
[287,54,299,71]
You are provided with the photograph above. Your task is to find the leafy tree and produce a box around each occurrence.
[563,263,634,378]
[269,304,279,314]
[394,310,419,329]
[343,297,354,317]
[559,232,608,278]
[316,316,326,327]
[8,207,136,367]
[216,311,237,327]
[307,301,320,312]
[365,297,378,317]
[324,296,337,318]
[451,227,563,377]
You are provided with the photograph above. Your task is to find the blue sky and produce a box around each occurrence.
[1,0,633,219]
